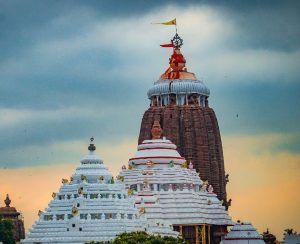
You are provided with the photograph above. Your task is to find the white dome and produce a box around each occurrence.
[80,151,103,164]
[129,138,185,168]
[72,145,112,183]
[147,79,210,98]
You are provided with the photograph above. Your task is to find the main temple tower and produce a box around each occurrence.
[138,34,228,202]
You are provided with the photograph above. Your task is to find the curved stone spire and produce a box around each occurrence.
[4,194,11,207]
[151,120,162,139]
[139,33,227,203]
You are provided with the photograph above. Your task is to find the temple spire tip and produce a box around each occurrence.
[88,137,96,151]
[4,194,11,207]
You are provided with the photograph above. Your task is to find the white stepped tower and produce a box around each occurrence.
[120,121,233,244]
[221,221,264,244]
[22,138,177,244]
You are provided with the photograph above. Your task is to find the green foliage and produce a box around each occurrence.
[87,231,186,244]
[0,216,15,244]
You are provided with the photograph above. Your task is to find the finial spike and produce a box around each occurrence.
[88,137,96,151]
[5,194,11,207]
[172,33,183,49]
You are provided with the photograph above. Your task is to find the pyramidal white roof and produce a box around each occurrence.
[284,233,300,244]
[22,138,177,244]
[221,222,264,244]
[120,129,233,227]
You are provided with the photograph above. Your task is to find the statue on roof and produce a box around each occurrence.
[222,198,232,211]
[151,120,162,139]
[225,174,229,184]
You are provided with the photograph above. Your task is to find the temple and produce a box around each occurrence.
[121,121,233,244]
[284,232,300,244]
[22,138,177,243]
[0,194,25,241]
[221,221,264,243]
[138,33,228,203]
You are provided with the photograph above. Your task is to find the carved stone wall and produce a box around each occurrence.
[138,105,227,201]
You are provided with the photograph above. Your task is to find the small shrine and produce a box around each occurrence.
[221,221,264,244]
[0,194,25,241]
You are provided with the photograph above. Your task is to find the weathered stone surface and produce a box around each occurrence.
[138,105,227,201]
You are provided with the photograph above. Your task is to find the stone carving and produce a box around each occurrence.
[222,198,232,211]
[225,174,229,184]
[62,178,69,184]
[151,120,162,139]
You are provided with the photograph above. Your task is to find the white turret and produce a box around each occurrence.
[221,221,264,244]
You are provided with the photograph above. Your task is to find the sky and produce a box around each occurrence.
[0,0,299,240]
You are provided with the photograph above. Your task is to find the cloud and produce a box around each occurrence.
[0,3,299,160]
[211,81,300,135]
[0,106,141,167]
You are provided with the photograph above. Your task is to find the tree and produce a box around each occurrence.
[87,231,186,244]
[262,229,276,244]
[0,216,15,244]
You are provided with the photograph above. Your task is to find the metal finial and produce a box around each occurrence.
[88,137,96,151]
[172,33,183,49]
[5,194,11,207]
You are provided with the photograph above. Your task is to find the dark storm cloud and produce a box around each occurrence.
[0,103,143,168]
[226,2,300,51]
[1,0,299,60]
[0,0,299,168]
[0,104,142,151]
[211,81,300,134]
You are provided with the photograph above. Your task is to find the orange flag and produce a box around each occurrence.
[154,18,176,25]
